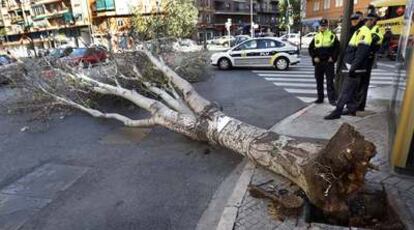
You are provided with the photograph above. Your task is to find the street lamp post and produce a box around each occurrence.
[250,0,254,37]
[286,0,291,34]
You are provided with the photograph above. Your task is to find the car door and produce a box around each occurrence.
[258,39,286,66]
[229,39,260,66]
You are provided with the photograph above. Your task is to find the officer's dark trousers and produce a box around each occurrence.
[356,59,374,111]
[315,61,336,102]
[334,73,362,114]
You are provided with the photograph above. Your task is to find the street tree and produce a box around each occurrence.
[277,0,301,32]
[133,0,198,40]
[10,48,376,215]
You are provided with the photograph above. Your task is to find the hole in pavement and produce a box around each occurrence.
[305,186,405,229]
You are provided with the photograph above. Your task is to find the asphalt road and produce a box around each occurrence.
[0,58,320,230]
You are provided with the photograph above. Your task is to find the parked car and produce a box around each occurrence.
[48,48,69,59]
[210,37,300,70]
[280,33,300,46]
[174,39,202,52]
[301,32,317,48]
[210,36,235,47]
[60,47,108,67]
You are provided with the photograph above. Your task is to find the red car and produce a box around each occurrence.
[61,47,108,67]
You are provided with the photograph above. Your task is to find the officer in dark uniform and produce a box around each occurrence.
[309,19,340,105]
[356,14,383,111]
[350,12,365,39]
[324,13,377,120]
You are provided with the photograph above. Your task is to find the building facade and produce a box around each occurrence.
[210,0,279,36]
[0,0,92,53]
[304,0,372,28]
[0,0,280,55]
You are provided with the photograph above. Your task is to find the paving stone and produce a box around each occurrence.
[1,163,88,199]
[395,179,414,191]
[0,194,51,230]
[382,176,403,185]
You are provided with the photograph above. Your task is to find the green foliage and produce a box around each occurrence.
[277,0,301,31]
[0,28,6,37]
[133,0,198,40]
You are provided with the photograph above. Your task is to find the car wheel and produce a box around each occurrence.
[274,57,289,71]
[218,58,231,70]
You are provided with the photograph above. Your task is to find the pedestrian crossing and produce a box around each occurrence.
[252,57,407,103]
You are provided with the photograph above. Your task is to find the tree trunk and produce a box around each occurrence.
[20,52,377,214]
[158,109,376,213]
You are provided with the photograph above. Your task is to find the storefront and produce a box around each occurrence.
[389,0,414,174]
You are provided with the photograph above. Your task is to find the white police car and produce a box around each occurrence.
[210,37,300,70]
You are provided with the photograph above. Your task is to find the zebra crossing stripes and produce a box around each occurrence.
[253,59,406,103]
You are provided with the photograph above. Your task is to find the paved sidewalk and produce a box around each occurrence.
[217,85,414,229]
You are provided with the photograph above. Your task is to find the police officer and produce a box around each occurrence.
[309,19,340,105]
[350,11,365,38]
[324,13,376,120]
[357,14,383,111]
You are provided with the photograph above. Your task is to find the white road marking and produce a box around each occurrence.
[297,97,317,103]
[273,82,316,87]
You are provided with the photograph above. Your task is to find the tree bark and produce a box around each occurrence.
[154,108,376,213]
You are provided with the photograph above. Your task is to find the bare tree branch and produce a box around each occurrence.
[142,50,212,114]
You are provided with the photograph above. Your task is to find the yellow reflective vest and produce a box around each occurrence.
[349,25,373,47]
[314,30,336,48]
[371,25,384,46]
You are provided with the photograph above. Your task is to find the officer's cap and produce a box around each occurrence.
[351,13,360,20]
[365,12,379,20]
[319,19,328,26]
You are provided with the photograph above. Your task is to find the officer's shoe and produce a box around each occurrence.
[329,101,337,106]
[324,111,341,120]
[342,109,356,116]
[314,99,324,104]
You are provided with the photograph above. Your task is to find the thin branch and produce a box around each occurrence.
[38,85,156,127]
[142,50,211,114]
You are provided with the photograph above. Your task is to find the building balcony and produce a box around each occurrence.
[258,7,277,14]
[95,0,115,12]
[32,8,69,20]
[11,16,24,24]
[30,0,62,6]
[95,11,117,18]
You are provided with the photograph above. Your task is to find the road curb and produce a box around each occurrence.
[216,161,255,230]
[270,103,315,131]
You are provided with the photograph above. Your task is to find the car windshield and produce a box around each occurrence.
[50,49,63,57]
[69,48,87,57]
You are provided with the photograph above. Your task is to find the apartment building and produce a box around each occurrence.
[91,0,139,36]
[0,0,92,53]
[211,0,279,35]
[304,0,372,27]
[0,0,280,54]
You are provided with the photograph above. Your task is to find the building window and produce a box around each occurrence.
[335,0,343,7]
[313,1,320,11]
[324,0,330,9]
[32,6,45,16]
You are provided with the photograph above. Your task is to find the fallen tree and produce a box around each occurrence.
[12,50,376,214]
